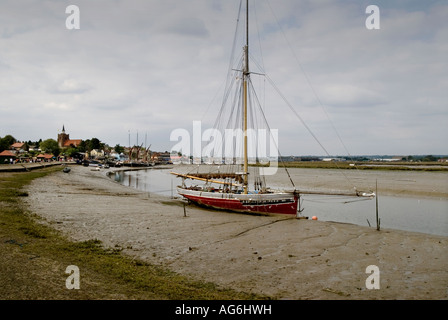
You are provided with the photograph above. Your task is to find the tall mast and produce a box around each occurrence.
[243,0,249,194]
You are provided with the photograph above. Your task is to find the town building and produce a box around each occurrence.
[90,149,105,159]
[36,154,54,162]
[11,142,25,151]
[0,150,16,164]
[57,125,82,148]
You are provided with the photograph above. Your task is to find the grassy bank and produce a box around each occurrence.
[252,161,448,171]
[0,167,267,300]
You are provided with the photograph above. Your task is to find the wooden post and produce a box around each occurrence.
[376,179,380,231]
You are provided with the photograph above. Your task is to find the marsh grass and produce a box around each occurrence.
[0,167,267,300]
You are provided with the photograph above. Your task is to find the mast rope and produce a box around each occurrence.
[246,74,296,190]
[263,71,355,188]
[263,0,361,183]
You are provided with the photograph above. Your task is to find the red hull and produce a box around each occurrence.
[182,193,299,215]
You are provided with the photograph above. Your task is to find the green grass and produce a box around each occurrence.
[0,167,269,300]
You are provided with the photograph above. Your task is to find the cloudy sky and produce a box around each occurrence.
[1,0,446,156]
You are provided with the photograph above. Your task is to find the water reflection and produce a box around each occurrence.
[112,169,176,197]
[302,194,448,237]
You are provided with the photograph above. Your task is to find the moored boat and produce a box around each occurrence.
[171,0,374,216]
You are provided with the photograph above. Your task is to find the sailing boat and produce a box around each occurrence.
[171,0,374,216]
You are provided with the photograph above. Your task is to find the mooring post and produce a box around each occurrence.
[376,179,380,231]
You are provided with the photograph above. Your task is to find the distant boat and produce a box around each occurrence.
[62,167,71,173]
[171,0,374,216]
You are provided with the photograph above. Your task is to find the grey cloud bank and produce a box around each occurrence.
[0,0,446,156]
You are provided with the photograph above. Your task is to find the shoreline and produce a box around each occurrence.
[0,162,68,172]
[23,165,448,299]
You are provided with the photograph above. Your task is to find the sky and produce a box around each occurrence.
[0,0,447,156]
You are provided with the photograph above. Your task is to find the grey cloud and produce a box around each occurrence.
[49,79,93,94]
[160,17,209,38]
[0,0,446,155]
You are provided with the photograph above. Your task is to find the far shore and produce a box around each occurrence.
[253,160,448,171]
[2,158,448,173]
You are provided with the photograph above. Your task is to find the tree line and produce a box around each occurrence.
[0,135,125,159]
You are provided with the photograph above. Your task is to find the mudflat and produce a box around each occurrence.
[23,165,447,299]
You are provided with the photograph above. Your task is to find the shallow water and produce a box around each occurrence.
[110,167,448,237]
[300,194,448,237]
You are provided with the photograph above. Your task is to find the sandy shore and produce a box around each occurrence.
[23,165,447,299]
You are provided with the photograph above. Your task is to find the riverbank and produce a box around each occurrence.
[21,165,447,299]
[253,160,448,171]
[0,162,70,172]
[0,166,262,300]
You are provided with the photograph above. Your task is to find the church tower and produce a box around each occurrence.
[57,125,69,148]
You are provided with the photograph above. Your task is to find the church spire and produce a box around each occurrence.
[62,124,65,133]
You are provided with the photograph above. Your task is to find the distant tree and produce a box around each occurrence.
[27,139,41,149]
[422,155,438,162]
[39,139,60,157]
[80,138,104,152]
[114,144,124,154]
[84,139,93,151]
[0,138,7,153]
[64,147,78,157]
[77,140,87,152]
[0,135,16,152]
[90,138,102,150]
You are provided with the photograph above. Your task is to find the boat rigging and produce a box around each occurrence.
[171,0,375,216]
